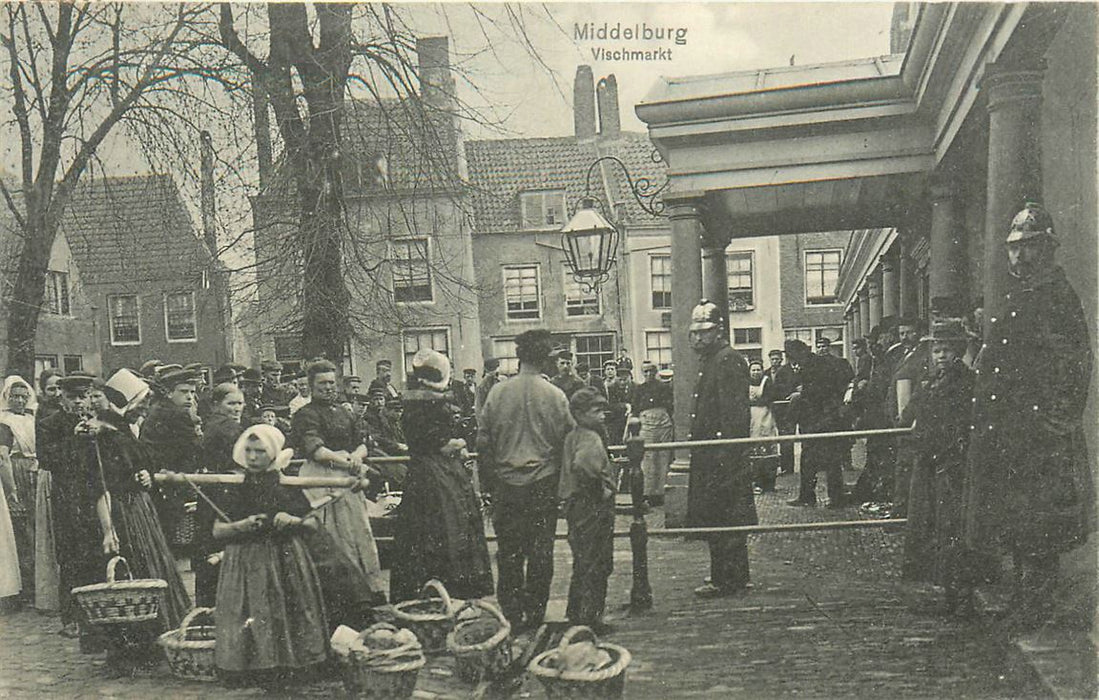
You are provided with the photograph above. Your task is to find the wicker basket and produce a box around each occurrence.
[158,607,217,681]
[389,579,457,654]
[528,626,632,699]
[340,622,425,700]
[446,600,512,684]
[71,556,167,625]
[170,502,198,548]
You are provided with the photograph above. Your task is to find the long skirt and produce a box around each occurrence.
[215,535,328,672]
[113,490,192,628]
[0,479,21,598]
[903,455,966,589]
[638,409,674,499]
[390,452,493,602]
[10,455,36,595]
[34,471,60,611]
[301,460,385,593]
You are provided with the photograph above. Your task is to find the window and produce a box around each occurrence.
[504,265,540,321]
[491,338,519,376]
[164,291,197,342]
[784,326,847,357]
[805,250,843,305]
[402,327,449,376]
[564,275,600,317]
[732,326,763,363]
[650,255,671,310]
[392,238,433,303]
[574,334,614,371]
[644,330,673,369]
[44,271,70,315]
[63,355,83,374]
[35,355,58,379]
[519,190,566,229]
[274,334,302,375]
[726,252,754,310]
[108,294,141,345]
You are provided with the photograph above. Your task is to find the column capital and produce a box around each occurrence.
[866,272,882,297]
[879,255,895,273]
[981,61,1045,113]
[665,197,706,222]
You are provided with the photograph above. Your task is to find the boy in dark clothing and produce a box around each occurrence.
[559,388,616,633]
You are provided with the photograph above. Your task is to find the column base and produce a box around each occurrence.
[663,458,691,528]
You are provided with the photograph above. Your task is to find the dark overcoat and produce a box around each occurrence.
[686,344,757,528]
[964,265,1095,557]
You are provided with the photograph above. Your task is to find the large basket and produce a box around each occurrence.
[529,626,632,699]
[158,607,217,681]
[446,600,512,684]
[340,622,425,700]
[389,579,457,654]
[71,556,167,625]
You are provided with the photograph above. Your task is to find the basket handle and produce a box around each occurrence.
[419,579,454,616]
[179,606,214,633]
[105,556,132,583]
[355,621,399,646]
[557,625,597,652]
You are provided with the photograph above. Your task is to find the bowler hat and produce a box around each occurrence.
[260,360,283,373]
[483,357,500,371]
[921,318,968,344]
[240,368,263,385]
[689,299,722,332]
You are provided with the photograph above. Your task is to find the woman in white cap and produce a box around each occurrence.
[0,375,37,603]
[390,349,493,602]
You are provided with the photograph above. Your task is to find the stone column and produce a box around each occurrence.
[898,240,918,318]
[929,178,966,316]
[666,199,705,527]
[844,310,856,352]
[858,286,871,337]
[981,63,1044,327]
[701,243,730,344]
[880,253,899,318]
[867,268,883,330]
[852,304,863,342]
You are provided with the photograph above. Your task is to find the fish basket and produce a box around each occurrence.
[445,600,512,684]
[158,607,217,681]
[340,623,425,700]
[71,556,167,626]
[388,579,457,654]
[528,626,632,699]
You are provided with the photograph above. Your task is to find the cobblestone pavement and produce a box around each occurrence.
[0,471,1041,699]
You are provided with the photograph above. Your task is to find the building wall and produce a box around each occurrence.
[780,231,850,350]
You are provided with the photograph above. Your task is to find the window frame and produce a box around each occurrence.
[163,290,198,343]
[519,189,567,230]
[107,294,142,346]
[649,254,672,310]
[401,326,451,377]
[563,272,601,318]
[390,237,435,305]
[503,264,542,322]
[804,248,844,306]
[643,329,673,369]
[44,270,71,316]
[491,337,519,376]
[62,355,83,374]
[726,250,754,311]
[573,332,615,372]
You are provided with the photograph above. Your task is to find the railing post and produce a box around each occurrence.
[626,419,652,612]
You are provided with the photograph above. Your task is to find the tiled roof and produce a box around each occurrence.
[464,131,667,233]
[60,174,212,288]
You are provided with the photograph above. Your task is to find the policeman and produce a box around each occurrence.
[685,300,757,597]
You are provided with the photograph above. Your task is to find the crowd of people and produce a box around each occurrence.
[0,202,1090,684]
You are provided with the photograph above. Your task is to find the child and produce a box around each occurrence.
[901,319,976,616]
[213,425,328,684]
[559,388,616,634]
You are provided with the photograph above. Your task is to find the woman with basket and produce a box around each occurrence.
[212,424,328,685]
[390,350,493,603]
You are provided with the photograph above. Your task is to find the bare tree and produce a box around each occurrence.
[0,2,227,377]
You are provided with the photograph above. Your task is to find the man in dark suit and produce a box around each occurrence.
[765,349,799,475]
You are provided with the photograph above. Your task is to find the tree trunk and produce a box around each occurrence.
[6,210,55,379]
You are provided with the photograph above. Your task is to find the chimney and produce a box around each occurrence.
[417,36,456,110]
[573,65,596,138]
[199,130,217,256]
[596,74,621,138]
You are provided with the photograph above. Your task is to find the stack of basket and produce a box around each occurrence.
[70,556,167,627]
[338,622,426,700]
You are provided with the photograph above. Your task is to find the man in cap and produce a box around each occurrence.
[685,300,757,598]
[605,364,633,448]
[630,360,674,506]
[963,202,1094,633]
[238,368,263,424]
[259,359,293,407]
[341,374,363,403]
[477,329,575,629]
[363,386,407,456]
[765,349,799,475]
[140,367,203,541]
[368,359,401,406]
[550,346,587,399]
[785,337,853,509]
[475,358,501,418]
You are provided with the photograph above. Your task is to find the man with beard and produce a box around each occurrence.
[964,202,1094,633]
[685,300,756,598]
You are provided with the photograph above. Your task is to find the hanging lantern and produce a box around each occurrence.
[561,196,620,292]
